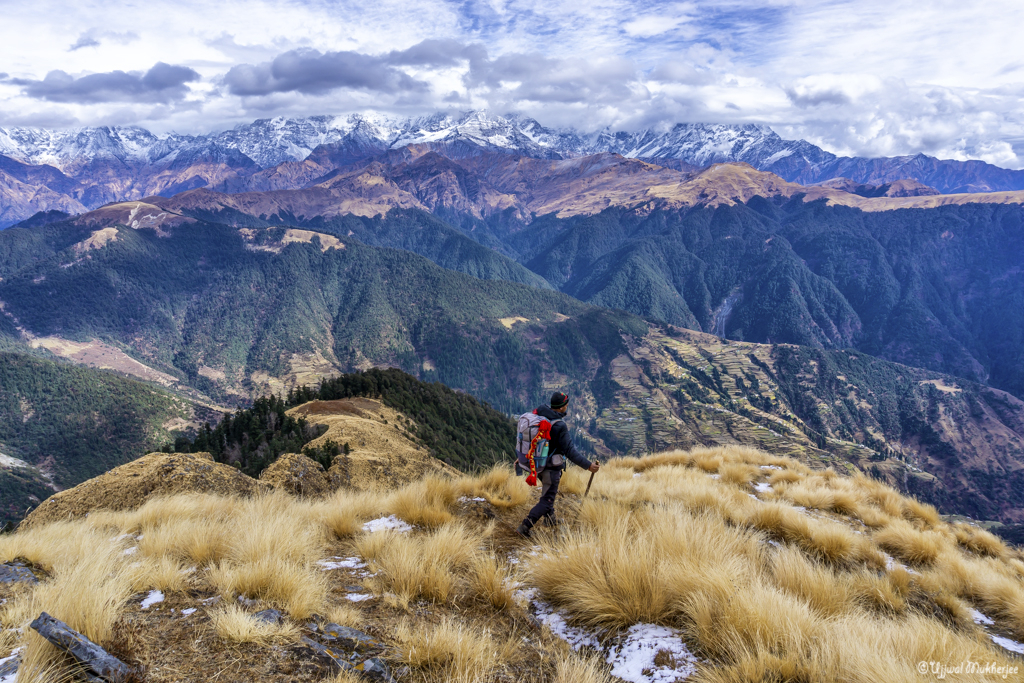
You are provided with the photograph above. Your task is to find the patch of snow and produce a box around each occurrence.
[458,496,487,503]
[753,482,772,493]
[531,599,600,650]
[708,474,720,480]
[318,557,366,571]
[607,623,698,683]
[140,590,164,609]
[760,465,782,471]
[123,547,138,556]
[882,553,917,575]
[0,647,23,683]
[180,608,197,616]
[633,473,642,478]
[991,635,1024,654]
[345,593,374,602]
[201,596,220,605]
[362,516,413,533]
[972,609,995,626]
[767,540,782,549]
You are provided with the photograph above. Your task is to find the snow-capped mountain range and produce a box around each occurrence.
[0,111,824,174]
[2,110,1024,228]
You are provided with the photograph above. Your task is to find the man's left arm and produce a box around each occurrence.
[556,421,592,470]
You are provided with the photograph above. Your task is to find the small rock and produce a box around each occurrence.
[300,636,356,672]
[0,563,38,585]
[253,609,284,625]
[357,656,396,681]
[344,585,366,593]
[319,624,382,652]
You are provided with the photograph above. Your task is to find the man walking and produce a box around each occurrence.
[517,392,599,538]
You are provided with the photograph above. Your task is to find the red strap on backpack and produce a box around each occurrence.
[524,420,551,487]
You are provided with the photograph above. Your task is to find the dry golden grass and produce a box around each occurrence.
[325,603,363,628]
[329,670,366,683]
[468,553,515,610]
[209,602,300,644]
[951,522,1007,559]
[362,522,481,607]
[127,555,189,593]
[387,475,459,527]
[554,652,615,683]
[719,462,758,486]
[683,578,819,662]
[4,441,1022,683]
[394,616,515,683]
[462,464,530,508]
[530,506,763,630]
[15,537,132,676]
[306,489,382,538]
[208,556,327,619]
[874,519,944,566]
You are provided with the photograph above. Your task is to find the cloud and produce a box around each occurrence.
[385,39,486,67]
[223,48,430,96]
[13,62,200,103]
[68,36,101,51]
[67,29,139,52]
[466,52,642,104]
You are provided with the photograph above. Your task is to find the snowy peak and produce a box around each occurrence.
[0,111,824,174]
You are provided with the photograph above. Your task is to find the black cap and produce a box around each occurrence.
[550,392,569,410]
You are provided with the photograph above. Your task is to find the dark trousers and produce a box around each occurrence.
[525,468,561,527]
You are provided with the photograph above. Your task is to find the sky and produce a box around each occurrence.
[1,0,1023,166]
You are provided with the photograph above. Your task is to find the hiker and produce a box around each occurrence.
[516,392,599,537]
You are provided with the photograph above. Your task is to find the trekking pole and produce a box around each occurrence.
[583,469,596,500]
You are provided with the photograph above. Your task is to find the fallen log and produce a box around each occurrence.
[29,612,132,681]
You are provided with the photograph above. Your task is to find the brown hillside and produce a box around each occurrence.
[21,451,268,529]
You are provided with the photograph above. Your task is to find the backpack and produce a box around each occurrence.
[515,411,563,486]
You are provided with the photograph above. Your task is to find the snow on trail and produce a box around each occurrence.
[972,609,995,626]
[972,610,1024,653]
[991,635,1024,654]
[318,557,366,571]
[140,590,164,609]
[608,624,698,683]
[517,586,699,682]
[362,516,412,533]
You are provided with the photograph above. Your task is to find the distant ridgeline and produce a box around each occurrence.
[170,368,515,476]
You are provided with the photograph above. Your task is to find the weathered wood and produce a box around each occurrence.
[29,612,132,681]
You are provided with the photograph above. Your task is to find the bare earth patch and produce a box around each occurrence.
[920,379,962,394]
[28,336,178,387]
[499,316,530,329]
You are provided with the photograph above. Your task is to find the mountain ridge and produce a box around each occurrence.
[3,111,1024,227]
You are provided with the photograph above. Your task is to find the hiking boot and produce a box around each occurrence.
[516,521,532,538]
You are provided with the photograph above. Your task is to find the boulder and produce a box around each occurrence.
[22,452,268,529]
[260,453,330,498]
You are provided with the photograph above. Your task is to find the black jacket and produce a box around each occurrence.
[535,405,592,470]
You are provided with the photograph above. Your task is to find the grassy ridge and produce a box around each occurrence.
[172,368,516,476]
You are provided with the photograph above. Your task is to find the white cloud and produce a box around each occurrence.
[0,0,1021,167]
